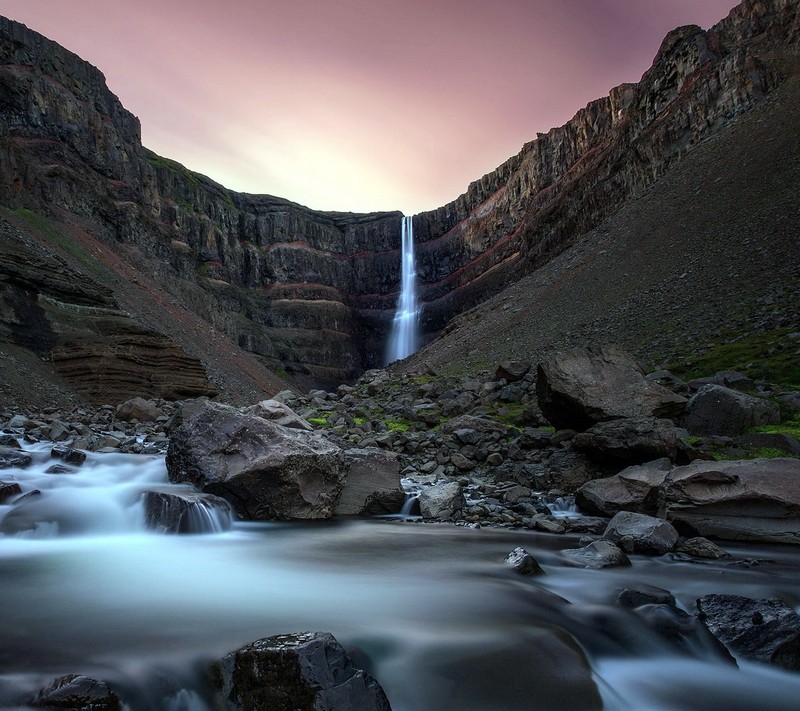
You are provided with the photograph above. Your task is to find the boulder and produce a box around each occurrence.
[560,540,631,569]
[576,458,672,516]
[166,403,345,520]
[51,444,87,466]
[242,399,313,431]
[0,481,22,502]
[659,458,800,544]
[0,434,20,448]
[682,384,780,436]
[572,417,679,464]
[505,546,545,575]
[335,448,404,516]
[777,391,800,414]
[418,481,463,520]
[142,489,233,533]
[0,446,32,469]
[696,594,800,671]
[211,631,391,711]
[536,346,686,431]
[31,674,121,710]
[115,396,161,422]
[617,585,676,608]
[603,511,679,555]
[495,360,530,382]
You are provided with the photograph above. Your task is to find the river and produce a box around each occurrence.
[1,444,799,710]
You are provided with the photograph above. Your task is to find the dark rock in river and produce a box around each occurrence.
[142,488,233,533]
[536,347,686,431]
[211,631,391,711]
[682,384,780,436]
[0,446,31,469]
[505,546,545,575]
[696,594,800,671]
[603,511,679,555]
[50,444,86,466]
[335,448,404,516]
[561,539,631,569]
[31,674,121,710]
[0,480,22,502]
[659,458,800,544]
[166,403,345,520]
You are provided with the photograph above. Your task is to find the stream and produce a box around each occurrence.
[1,444,799,710]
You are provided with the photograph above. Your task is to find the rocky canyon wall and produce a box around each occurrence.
[0,0,798,393]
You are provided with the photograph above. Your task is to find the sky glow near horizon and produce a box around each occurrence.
[3,0,737,214]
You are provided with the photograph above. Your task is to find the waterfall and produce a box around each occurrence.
[386,215,419,363]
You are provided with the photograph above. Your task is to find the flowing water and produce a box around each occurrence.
[386,215,419,364]
[1,443,800,710]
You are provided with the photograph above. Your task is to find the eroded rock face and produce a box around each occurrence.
[166,403,345,520]
[536,347,687,430]
[211,631,392,711]
[2,2,798,388]
[575,458,673,517]
[659,458,800,544]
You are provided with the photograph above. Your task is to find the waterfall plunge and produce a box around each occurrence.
[386,215,419,364]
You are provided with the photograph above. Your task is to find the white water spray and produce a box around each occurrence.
[386,215,419,363]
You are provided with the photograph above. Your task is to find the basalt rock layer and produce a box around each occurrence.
[1,1,799,394]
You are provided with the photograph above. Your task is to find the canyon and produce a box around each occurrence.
[1,0,799,405]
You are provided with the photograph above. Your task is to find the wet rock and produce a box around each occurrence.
[116,396,162,422]
[682,385,780,436]
[31,674,121,710]
[696,594,800,671]
[44,464,74,475]
[561,539,631,569]
[603,511,678,555]
[635,604,736,661]
[242,399,313,431]
[617,585,676,608]
[659,458,800,544]
[572,417,679,464]
[675,537,731,559]
[418,481,463,520]
[335,448,404,516]
[166,403,345,521]
[50,444,86,466]
[0,481,22,502]
[505,546,545,575]
[142,489,233,533]
[536,347,686,431]
[211,631,391,711]
[0,434,20,448]
[575,458,673,516]
[0,446,31,469]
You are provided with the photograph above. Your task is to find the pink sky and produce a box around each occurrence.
[3,0,736,214]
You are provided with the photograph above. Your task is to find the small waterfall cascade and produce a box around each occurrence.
[386,215,420,364]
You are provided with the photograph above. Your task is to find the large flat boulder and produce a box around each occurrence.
[166,403,345,520]
[211,631,391,711]
[602,511,679,555]
[536,347,686,431]
[576,458,672,516]
[682,384,780,436]
[659,458,800,544]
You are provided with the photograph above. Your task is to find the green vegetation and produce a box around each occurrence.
[308,417,328,427]
[748,413,800,440]
[670,328,800,387]
[386,419,411,432]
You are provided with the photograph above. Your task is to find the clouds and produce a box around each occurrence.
[3,0,736,213]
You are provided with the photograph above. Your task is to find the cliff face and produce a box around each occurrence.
[0,0,798,394]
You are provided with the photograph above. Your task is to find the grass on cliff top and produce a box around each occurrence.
[669,327,800,388]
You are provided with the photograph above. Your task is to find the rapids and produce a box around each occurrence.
[1,444,799,710]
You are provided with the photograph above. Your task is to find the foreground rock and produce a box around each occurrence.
[572,417,678,464]
[660,458,800,544]
[418,481,463,520]
[536,347,686,431]
[142,489,233,533]
[696,594,800,671]
[211,632,391,710]
[561,540,631,569]
[334,449,404,516]
[603,511,679,555]
[166,403,345,520]
[31,674,121,710]
[682,385,780,436]
[505,546,545,575]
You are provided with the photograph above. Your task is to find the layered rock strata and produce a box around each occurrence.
[1,1,798,388]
